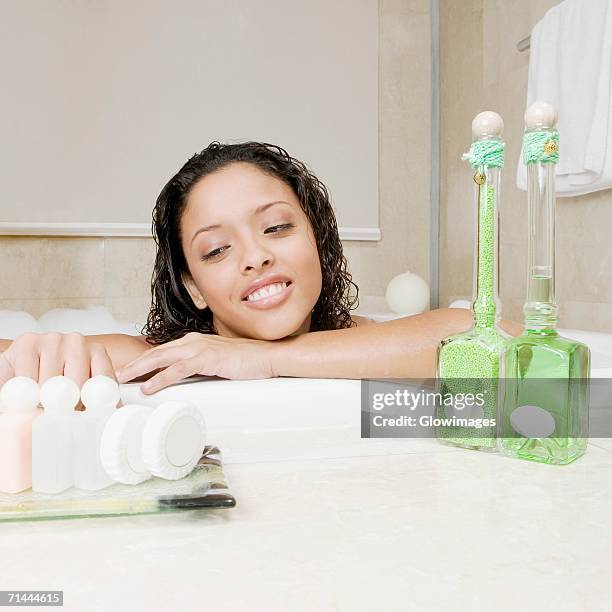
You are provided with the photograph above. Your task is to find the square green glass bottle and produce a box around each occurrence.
[498,102,590,465]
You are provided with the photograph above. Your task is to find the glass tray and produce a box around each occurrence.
[0,445,235,522]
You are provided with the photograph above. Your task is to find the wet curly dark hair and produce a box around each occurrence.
[143,141,359,344]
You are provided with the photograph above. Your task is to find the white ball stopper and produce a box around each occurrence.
[40,375,80,415]
[525,101,557,129]
[472,111,504,139]
[81,375,120,415]
[385,272,430,315]
[0,376,40,413]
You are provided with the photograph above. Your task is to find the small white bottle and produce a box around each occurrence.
[0,377,42,493]
[32,376,80,494]
[72,376,120,491]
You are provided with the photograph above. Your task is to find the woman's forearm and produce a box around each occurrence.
[271,308,523,379]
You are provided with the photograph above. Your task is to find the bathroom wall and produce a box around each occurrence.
[0,0,431,323]
[439,0,612,332]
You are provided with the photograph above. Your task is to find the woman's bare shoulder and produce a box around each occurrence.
[350,314,377,327]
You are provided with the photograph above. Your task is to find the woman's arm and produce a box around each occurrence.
[117,308,524,393]
[272,308,522,379]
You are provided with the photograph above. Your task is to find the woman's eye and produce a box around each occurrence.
[265,223,294,234]
[201,246,229,260]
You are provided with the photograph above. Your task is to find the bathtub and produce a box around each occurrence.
[3,307,612,612]
[116,324,612,464]
[120,326,612,410]
[2,306,612,443]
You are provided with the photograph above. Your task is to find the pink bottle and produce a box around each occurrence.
[0,376,42,493]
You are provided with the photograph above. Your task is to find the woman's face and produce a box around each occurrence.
[180,162,322,340]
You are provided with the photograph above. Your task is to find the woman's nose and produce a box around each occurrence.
[240,239,274,273]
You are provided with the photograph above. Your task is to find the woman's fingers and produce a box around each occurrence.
[37,332,66,384]
[0,353,14,390]
[9,333,41,381]
[117,346,195,383]
[61,333,91,388]
[2,333,117,391]
[89,342,116,379]
[140,357,204,395]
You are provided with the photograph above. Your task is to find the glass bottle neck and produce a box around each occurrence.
[524,140,558,331]
[472,166,501,328]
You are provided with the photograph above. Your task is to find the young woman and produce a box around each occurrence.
[0,142,521,393]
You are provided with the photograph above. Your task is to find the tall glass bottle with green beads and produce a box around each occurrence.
[436,111,510,450]
[498,101,590,465]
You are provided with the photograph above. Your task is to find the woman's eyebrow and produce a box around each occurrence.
[254,200,291,214]
[190,200,291,245]
[190,223,222,245]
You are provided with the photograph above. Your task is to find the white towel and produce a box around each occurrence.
[517,0,612,197]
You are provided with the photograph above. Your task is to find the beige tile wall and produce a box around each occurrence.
[9,1,611,332]
[440,0,612,332]
[332,0,432,306]
[0,237,155,324]
[0,0,432,323]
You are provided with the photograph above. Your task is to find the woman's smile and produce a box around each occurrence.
[242,279,294,310]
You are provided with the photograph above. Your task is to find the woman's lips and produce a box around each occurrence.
[242,281,294,310]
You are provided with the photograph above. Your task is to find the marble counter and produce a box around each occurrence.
[1,425,611,611]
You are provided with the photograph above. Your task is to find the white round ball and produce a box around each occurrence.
[81,375,120,412]
[40,375,80,414]
[0,376,39,413]
[472,111,504,139]
[524,101,557,129]
[385,272,430,315]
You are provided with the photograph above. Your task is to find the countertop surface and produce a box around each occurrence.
[1,423,611,612]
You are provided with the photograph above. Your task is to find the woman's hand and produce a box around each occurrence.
[0,332,116,389]
[115,332,278,394]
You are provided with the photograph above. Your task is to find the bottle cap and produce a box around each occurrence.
[0,376,40,413]
[81,375,120,415]
[525,101,557,129]
[472,111,504,139]
[40,376,80,415]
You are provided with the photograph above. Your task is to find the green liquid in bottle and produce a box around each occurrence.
[498,122,591,465]
[500,330,589,464]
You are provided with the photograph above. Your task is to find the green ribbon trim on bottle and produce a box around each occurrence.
[522,130,559,164]
[461,139,505,169]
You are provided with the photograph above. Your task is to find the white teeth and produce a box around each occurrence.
[246,282,288,302]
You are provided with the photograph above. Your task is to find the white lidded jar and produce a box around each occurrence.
[100,404,155,485]
[72,376,120,491]
[32,376,80,494]
[142,401,207,480]
[0,376,42,493]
